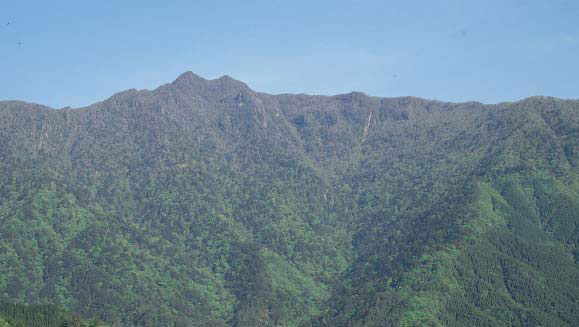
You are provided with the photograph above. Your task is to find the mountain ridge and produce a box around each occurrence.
[4,72,576,112]
[0,73,578,326]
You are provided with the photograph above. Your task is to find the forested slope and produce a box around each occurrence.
[0,302,104,326]
[0,72,577,326]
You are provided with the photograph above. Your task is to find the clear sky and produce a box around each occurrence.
[1,0,579,108]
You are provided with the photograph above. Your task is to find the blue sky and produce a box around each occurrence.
[1,0,578,107]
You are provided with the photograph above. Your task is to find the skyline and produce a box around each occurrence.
[1,1,579,108]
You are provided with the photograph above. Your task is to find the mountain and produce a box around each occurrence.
[0,72,578,326]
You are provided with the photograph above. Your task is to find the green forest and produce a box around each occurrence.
[0,302,104,326]
[0,73,578,326]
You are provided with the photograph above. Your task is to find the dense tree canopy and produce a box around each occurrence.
[0,72,578,326]
[0,302,103,326]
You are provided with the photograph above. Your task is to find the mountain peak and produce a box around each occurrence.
[213,74,250,90]
[173,71,207,84]
[216,74,237,82]
[173,72,246,86]
[171,72,252,98]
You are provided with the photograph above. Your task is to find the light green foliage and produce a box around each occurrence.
[0,84,578,326]
[396,174,579,327]
[261,249,329,326]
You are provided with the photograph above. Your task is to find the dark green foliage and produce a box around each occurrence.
[0,302,103,327]
[431,176,579,327]
[0,73,578,326]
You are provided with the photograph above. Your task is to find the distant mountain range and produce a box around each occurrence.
[0,72,578,326]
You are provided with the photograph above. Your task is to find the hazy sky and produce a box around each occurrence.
[1,1,579,108]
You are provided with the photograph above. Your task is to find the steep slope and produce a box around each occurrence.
[0,73,578,326]
[313,97,579,327]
